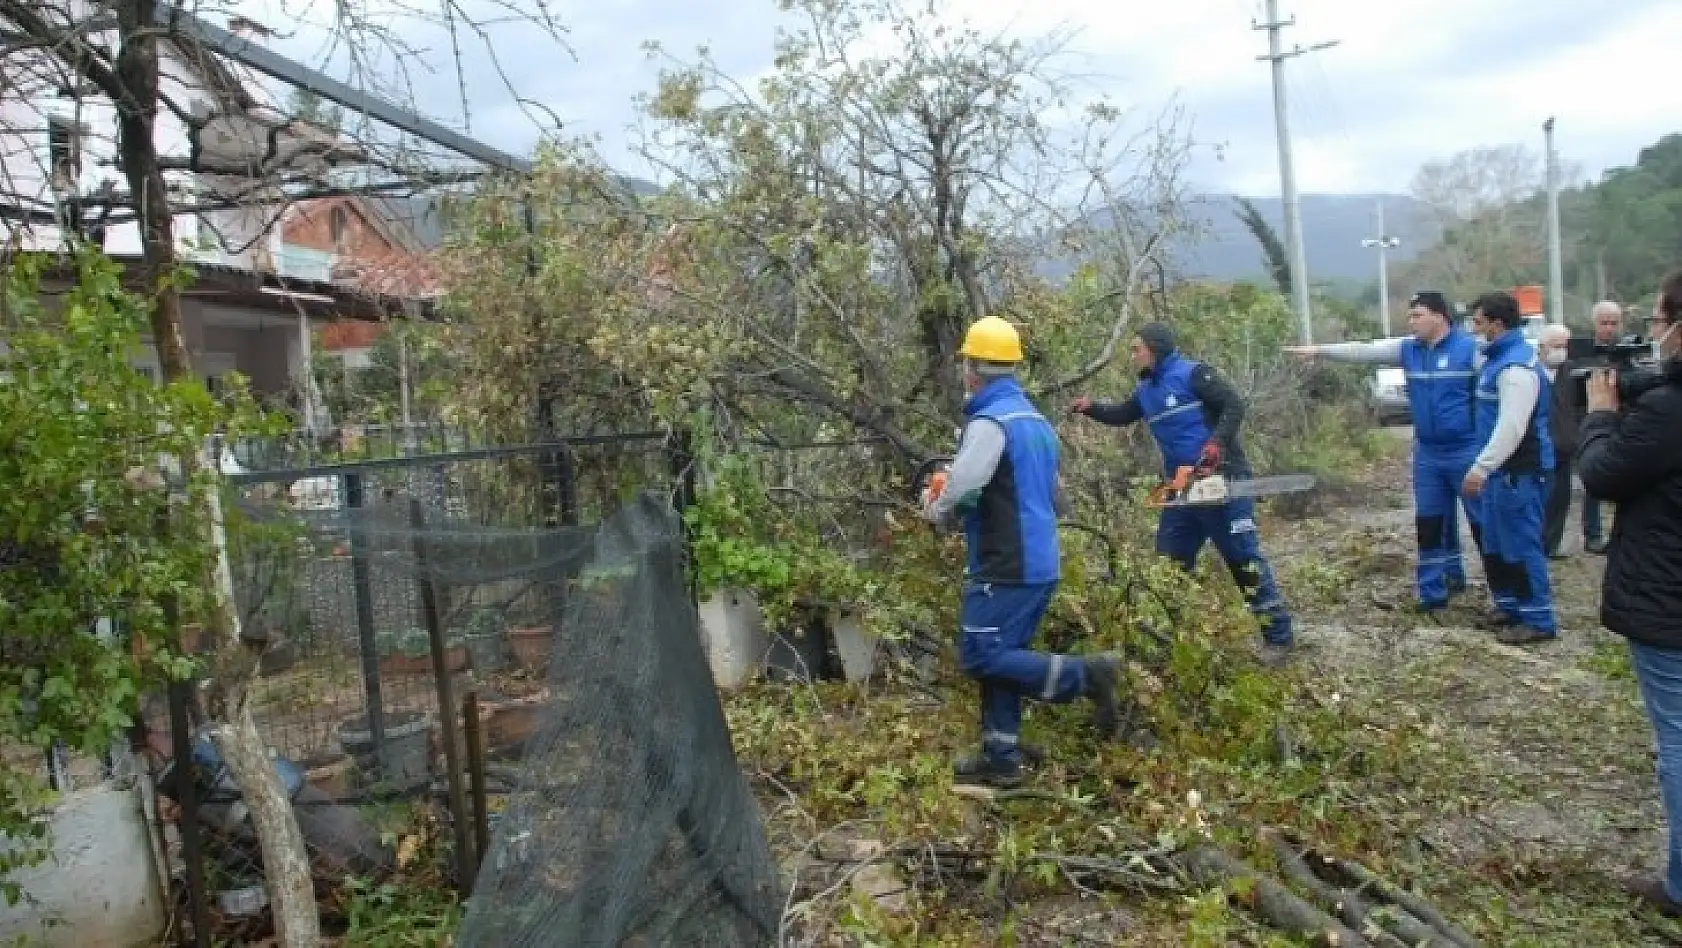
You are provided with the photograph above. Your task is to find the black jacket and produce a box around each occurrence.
[1577,358,1682,648]
[1547,363,1584,457]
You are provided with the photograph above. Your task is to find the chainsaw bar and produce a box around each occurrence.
[1151,473,1317,508]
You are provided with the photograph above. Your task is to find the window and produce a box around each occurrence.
[47,117,81,191]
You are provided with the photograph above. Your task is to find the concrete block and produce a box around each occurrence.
[0,785,165,948]
[696,588,768,690]
[831,607,879,682]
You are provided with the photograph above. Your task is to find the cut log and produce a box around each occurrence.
[1177,844,1371,948]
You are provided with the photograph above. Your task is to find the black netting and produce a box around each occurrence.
[456,492,782,946]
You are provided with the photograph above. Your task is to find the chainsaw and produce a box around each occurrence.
[1146,464,1317,509]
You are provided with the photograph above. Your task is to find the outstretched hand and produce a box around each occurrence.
[1069,395,1093,415]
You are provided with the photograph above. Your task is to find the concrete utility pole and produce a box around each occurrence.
[1254,0,1338,344]
[1361,200,1401,336]
[1543,117,1565,325]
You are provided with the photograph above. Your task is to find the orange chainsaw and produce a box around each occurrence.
[1146,465,1317,509]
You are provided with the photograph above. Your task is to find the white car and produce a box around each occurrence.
[1370,366,1410,425]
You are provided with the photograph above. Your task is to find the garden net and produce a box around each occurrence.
[454,491,783,947]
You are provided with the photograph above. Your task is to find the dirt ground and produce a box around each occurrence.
[1266,425,1676,946]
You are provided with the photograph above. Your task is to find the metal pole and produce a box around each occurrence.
[462,690,490,884]
[1544,117,1566,325]
[408,497,475,887]
[344,473,386,763]
[1362,200,1400,336]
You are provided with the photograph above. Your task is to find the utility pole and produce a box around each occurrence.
[1254,0,1338,344]
[1361,200,1400,336]
[1543,117,1565,325]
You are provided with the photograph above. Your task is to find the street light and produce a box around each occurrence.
[1361,200,1401,336]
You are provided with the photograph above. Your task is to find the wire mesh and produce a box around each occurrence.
[456,492,783,947]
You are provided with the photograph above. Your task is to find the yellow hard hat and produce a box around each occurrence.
[959,315,1023,363]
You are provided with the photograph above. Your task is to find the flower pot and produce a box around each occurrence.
[379,645,467,677]
[463,633,505,674]
[338,709,432,790]
[482,696,553,755]
[507,626,553,672]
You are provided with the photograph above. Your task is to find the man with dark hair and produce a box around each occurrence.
[1285,290,1484,612]
[1070,322,1294,665]
[1578,269,1682,915]
[923,315,1121,788]
[1463,290,1557,643]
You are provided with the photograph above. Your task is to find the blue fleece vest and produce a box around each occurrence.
[1401,328,1480,450]
[961,377,1060,585]
[1135,352,1211,476]
[1475,330,1555,474]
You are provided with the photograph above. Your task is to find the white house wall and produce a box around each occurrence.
[0,9,296,264]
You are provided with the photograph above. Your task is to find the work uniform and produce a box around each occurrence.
[1473,331,1557,635]
[935,375,1091,769]
[1399,329,1484,606]
[1085,341,1293,646]
[1302,327,1484,609]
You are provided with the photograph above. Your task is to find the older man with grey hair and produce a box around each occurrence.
[1537,322,1584,557]
[1578,301,1627,552]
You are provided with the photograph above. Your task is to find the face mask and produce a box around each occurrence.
[1544,348,1567,367]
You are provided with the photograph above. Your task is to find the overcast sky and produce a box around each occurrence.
[246,0,1682,197]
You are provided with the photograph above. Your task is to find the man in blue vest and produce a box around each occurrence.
[1285,291,1484,612]
[1069,322,1295,666]
[1463,290,1558,644]
[922,315,1121,788]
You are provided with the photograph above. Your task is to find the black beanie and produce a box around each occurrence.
[1409,291,1450,317]
[1136,322,1177,363]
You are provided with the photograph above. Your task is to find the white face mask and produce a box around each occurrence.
[1544,348,1567,367]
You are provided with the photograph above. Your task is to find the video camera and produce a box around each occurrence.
[1566,334,1664,405]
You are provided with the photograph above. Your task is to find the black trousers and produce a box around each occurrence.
[1544,453,1573,556]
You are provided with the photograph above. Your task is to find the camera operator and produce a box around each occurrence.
[1577,270,1682,915]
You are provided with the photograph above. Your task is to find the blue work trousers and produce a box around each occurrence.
[1478,472,1556,634]
[1156,498,1293,645]
[1631,641,1682,901]
[958,581,1087,766]
[1413,445,1483,608]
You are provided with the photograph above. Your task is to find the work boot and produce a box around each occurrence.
[955,743,1043,771]
[952,752,1022,789]
[1084,656,1121,737]
[1625,877,1682,918]
[1494,625,1555,646]
[1473,610,1518,632]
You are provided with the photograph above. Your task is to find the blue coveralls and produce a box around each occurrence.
[957,377,1090,767]
[1400,329,1485,608]
[1474,332,1558,635]
[1139,354,1293,646]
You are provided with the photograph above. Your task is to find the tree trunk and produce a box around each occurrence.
[114,1,322,944]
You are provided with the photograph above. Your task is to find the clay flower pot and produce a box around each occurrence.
[507,626,554,672]
[379,645,467,677]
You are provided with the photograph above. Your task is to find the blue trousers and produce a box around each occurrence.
[958,581,1088,766]
[1478,472,1556,634]
[1414,445,1483,608]
[1631,642,1682,901]
[1156,499,1293,645]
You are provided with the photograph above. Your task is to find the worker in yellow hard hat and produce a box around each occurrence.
[921,314,1120,788]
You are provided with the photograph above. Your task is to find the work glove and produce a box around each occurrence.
[1197,440,1223,472]
[1069,395,1093,415]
